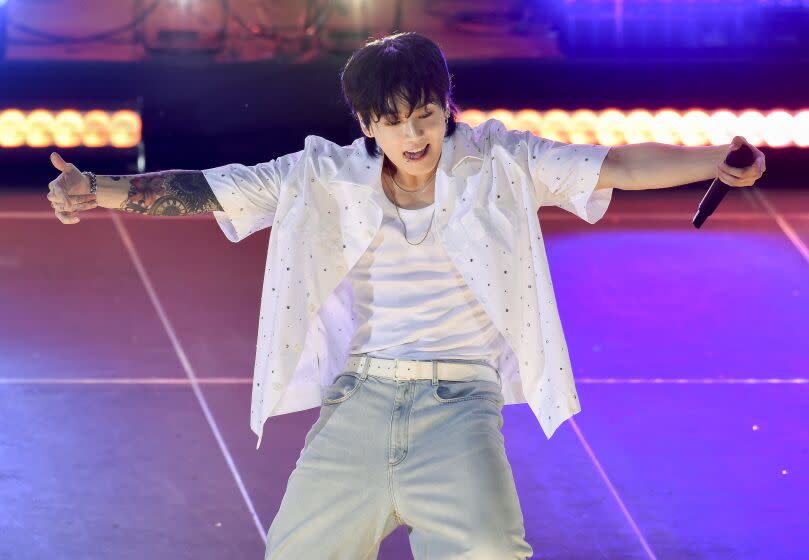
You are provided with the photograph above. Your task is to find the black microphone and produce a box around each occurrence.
[692,142,755,229]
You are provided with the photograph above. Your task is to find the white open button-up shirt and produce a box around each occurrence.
[202,118,613,450]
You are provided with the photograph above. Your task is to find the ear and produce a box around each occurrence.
[356,112,374,138]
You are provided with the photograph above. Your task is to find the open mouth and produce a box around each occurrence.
[403,144,429,162]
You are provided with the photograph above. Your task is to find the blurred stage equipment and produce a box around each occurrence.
[134,0,228,55]
[550,0,809,58]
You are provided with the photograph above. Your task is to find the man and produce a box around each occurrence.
[47,31,765,560]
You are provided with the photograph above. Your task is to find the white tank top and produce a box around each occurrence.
[347,191,510,372]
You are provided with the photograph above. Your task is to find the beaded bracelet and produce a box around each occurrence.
[81,171,97,195]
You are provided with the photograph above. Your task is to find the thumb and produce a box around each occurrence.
[50,152,68,172]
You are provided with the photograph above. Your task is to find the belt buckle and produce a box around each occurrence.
[393,358,399,380]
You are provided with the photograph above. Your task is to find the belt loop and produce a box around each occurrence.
[360,354,369,380]
[431,360,438,386]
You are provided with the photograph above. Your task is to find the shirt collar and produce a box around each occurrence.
[331,121,484,189]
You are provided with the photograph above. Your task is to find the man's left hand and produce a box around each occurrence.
[715,136,767,188]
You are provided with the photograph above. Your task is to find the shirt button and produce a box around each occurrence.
[308,303,317,313]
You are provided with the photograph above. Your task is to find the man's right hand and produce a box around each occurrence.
[47,152,98,224]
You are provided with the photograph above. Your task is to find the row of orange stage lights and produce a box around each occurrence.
[1,107,807,149]
[460,108,808,148]
[0,109,141,148]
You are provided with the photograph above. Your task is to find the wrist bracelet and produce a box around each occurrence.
[82,171,97,195]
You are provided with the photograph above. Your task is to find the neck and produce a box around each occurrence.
[385,157,439,190]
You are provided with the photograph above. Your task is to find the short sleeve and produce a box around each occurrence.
[201,148,305,242]
[486,119,614,224]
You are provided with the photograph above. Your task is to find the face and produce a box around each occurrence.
[357,96,447,181]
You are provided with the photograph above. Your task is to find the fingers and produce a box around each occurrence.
[47,180,65,204]
[719,161,762,180]
[719,139,766,187]
[54,204,96,224]
[716,167,736,185]
[47,189,95,210]
[50,152,68,172]
[68,193,97,204]
[718,162,744,179]
[65,198,98,211]
[51,196,98,224]
[716,166,756,187]
[49,152,92,224]
[55,211,80,224]
[53,198,97,212]
[48,172,69,208]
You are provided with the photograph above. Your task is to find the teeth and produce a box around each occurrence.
[405,145,428,159]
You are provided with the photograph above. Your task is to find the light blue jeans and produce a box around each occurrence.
[264,357,534,559]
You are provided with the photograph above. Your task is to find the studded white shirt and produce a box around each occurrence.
[202,118,613,450]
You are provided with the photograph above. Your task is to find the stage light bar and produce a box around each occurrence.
[459,107,809,148]
[0,108,141,148]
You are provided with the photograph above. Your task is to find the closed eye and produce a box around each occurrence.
[386,111,434,125]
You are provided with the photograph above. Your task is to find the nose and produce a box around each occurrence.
[404,118,421,137]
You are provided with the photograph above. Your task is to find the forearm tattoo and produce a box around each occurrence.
[114,171,224,216]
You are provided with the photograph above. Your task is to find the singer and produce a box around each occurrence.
[46,30,769,560]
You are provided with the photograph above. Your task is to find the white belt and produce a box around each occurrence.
[342,354,500,386]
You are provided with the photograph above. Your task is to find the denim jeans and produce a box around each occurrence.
[264,357,534,559]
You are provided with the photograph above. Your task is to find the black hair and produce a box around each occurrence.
[339,31,459,170]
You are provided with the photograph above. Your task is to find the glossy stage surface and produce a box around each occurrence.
[1,185,806,559]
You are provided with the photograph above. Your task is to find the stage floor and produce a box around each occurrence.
[1,185,807,559]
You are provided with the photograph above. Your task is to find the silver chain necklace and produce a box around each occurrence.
[386,167,437,246]
[382,110,449,246]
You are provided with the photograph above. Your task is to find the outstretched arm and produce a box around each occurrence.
[96,171,224,215]
[600,137,766,191]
